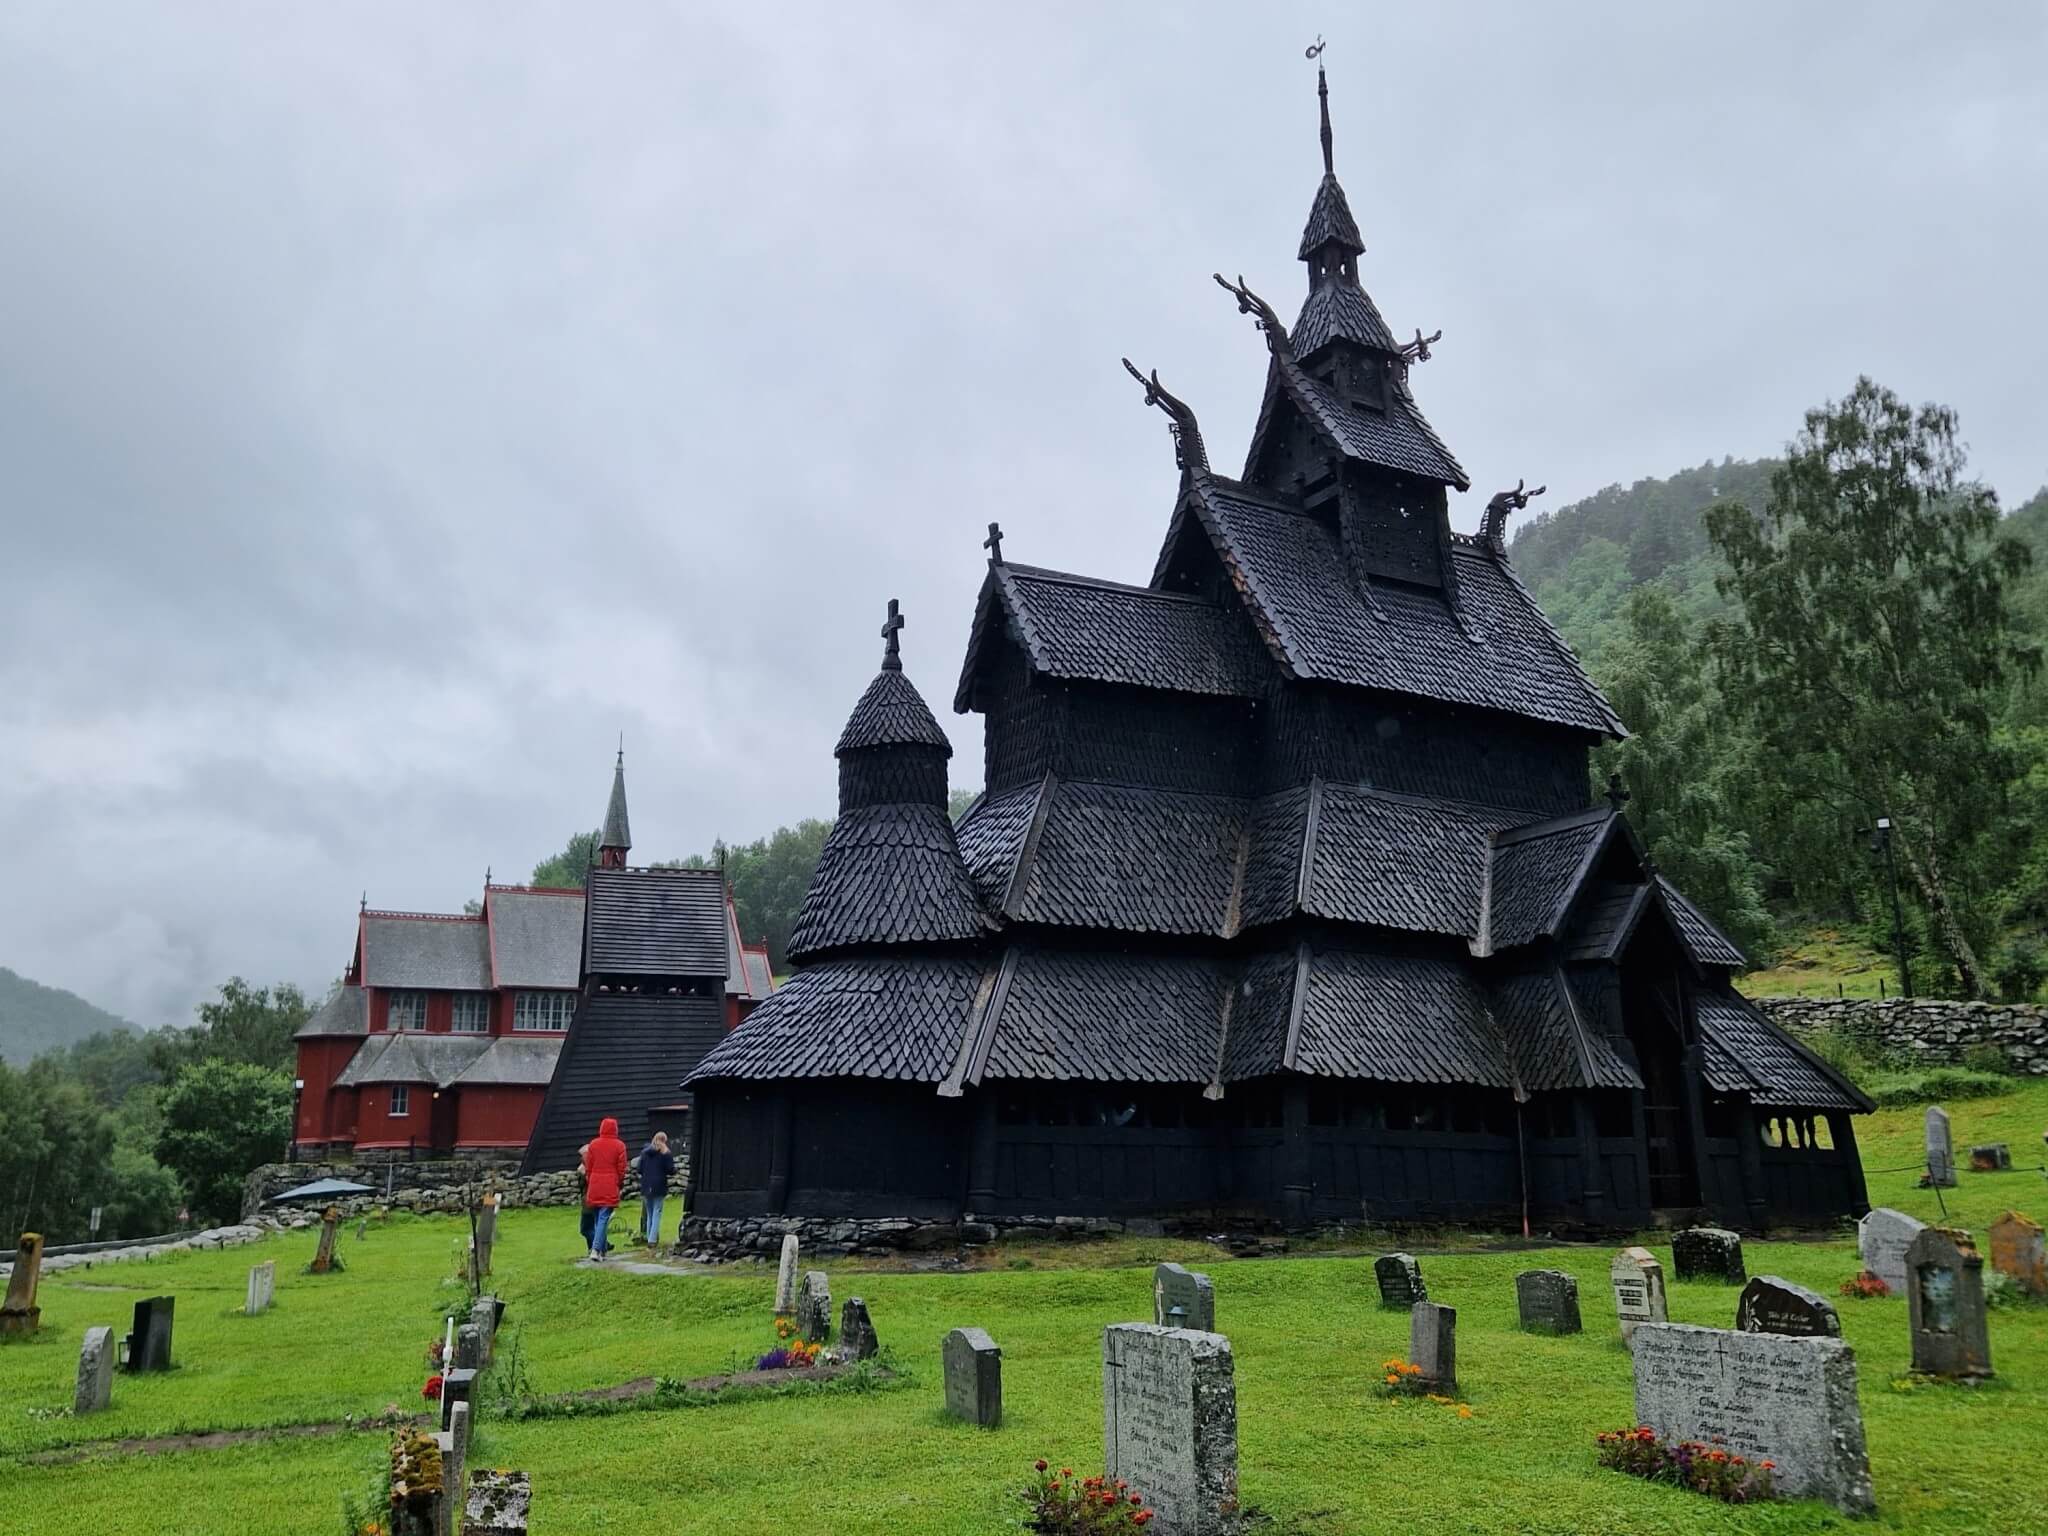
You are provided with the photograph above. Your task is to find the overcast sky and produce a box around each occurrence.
[2,4,2043,1028]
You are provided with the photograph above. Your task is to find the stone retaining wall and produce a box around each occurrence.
[242,1159,686,1223]
[1755,996,2048,1076]
[678,1211,1163,1262]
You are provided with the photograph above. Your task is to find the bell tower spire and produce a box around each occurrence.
[1317,47,1334,177]
[598,744,631,870]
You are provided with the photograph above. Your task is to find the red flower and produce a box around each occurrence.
[1034,1460,1048,1473]
[421,1374,444,1401]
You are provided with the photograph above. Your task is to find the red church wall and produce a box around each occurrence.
[457,1086,547,1150]
[294,1037,364,1146]
[355,1080,436,1152]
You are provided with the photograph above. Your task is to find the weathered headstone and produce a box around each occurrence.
[1631,1322,1873,1515]
[74,1326,114,1413]
[311,1205,342,1273]
[244,1260,276,1316]
[1969,1142,2012,1173]
[356,1217,368,1241]
[839,1297,878,1361]
[1610,1247,1667,1343]
[469,1298,499,1364]
[390,1429,447,1536]
[454,1324,483,1372]
[474,1196,499,1278]
[1515,1269,1582,1335]
[796,1270,831,1344]
[1923,1105,1956,1187]
[1737,1275,1842,1337]
[464,1470,531,1536]
[1907,1227,1993,1378]
[1989,1211,2046,1296]
[1374,1252,1426,1309]
[1857,1207,1926,1294]
[1672,1227,1747,1284]
[1409,1301,1457,1391]
[0,1231,44,1337]
[440,1367,478,1432]
[1152,1262,1216,1331]
[444,1402,471,1536]
[773,1233,800,1315]
[1102,1324,1238,1536]
[942,1326,1002,1426]
[124,1296,174,1372]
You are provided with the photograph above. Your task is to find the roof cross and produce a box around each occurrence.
[1605,772,1631,813]
[880,598,905,671]
[983,522,1004,565]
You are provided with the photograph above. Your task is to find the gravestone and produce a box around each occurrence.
[1923,1106,1956,1187]
[1737,1275,1842,1337]
[1102,1324,1238,1536]
[311,1206,342,1273]
[773,1233,800,1315]
[244,1260,276,1316]
[464,1470,531,1536]
[1631,1322,1873,1515]
[470,1297,499,1364]
[1515,1269,1582,1335]
[1409,1301,1457,1391]
[474,1196,499,1278]
[1152,1263,1216,1331]
[1374,1253,1427,1309]
[1672,1227,1746,1284]
[839,1297,878,1361]
[454,1324,483,1372]
[440,1367,478,1431]
[1610,1247,1667,1343]
[0,1231,44,1337]
[444,1402,471,1536]
[796,1270,831,1344]
[1989,1211,2046,1296]
[125,1296,174,1372]
[74,1326,114,1413]
[1856,1207,1926,1294]
[1906,1227,1993,1378]
[1969,1143,2012,1173]
[942,1326,1002,1426]
[356,1218,368,1241]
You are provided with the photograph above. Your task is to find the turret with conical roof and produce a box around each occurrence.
[598,748,632,869]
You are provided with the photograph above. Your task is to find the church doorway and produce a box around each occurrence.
[1620,947,1699,1209]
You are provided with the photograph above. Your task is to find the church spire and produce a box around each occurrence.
[1317,52,1334,177]
[1290,47,1401,361]
[598,746,631,869]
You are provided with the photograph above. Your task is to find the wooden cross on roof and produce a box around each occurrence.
[984,521,1004,564]
[1605,772,1631,812]
[880,598,905,671]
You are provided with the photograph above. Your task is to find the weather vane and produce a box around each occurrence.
[1305,35,1325,60]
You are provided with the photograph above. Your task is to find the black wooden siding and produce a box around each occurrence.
[521,993,727,1173]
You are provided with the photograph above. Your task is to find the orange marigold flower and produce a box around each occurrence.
[1457,1405,1474,1419]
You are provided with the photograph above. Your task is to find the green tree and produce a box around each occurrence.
[530,829,600,888]
[154,1060,292,1225]
[149,978,311,1078]
[672,819,835,971]
[949,786,981,822]
[1706,379,2037,996]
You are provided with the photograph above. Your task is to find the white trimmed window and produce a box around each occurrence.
[386,991,425,1031]
[513,991,574,1032]
[389,1085,410,1117]
[451,994,491,1033]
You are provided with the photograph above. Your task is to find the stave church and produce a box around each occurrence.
[680,66,1870,1237]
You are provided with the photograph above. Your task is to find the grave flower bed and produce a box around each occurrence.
[1595,1425,1776,1504]
[1839,1271,1890,1299]
[1378,1359,1429,1398]
[1023,1461,1153,1532]
[755,1317,822,1372]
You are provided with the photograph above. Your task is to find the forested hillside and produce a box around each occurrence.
[0,966,136,1065]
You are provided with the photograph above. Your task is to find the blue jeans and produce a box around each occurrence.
[583,1204,614,1255]
[642,1195,666,1246]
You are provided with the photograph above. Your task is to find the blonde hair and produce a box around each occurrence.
[651,1132,670,1152]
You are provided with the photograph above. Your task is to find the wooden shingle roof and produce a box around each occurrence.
[583,867,729,979]
[785,803,988,961]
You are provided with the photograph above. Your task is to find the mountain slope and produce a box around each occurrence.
[0,967,138,1065]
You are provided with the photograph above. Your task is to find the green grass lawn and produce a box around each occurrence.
[3,1084,2044,1535]
[1741,927,1901,1001]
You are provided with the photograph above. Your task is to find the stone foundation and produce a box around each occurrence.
[1755,997,2048,1076]
[677,1212,1150,1262]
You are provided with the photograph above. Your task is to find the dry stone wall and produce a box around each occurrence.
[241,1159,682,1223]
[1756,997,2048,1076]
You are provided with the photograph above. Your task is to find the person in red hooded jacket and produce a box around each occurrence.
[580,1116,629,1261]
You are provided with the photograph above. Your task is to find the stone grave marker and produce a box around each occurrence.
[1989,1211,2046,1296]
[1,1231,44,1337]
[356,1217,368,1242]
[1409,1301,1457,1390]
[1152,1262,1216,1331]
[942,1326,1002,1426]
[1515,1269,1582,1335]
[244,1260,276,1316]
[445,1401,471,1536]
[1102,1324,1238,1536]
[1923,1105,1956,1187]
[773,1233,800,1315]
[464,1470,531,1536]
[440,1367,478,1432]
[1969,1142,2012,1172]
[454,1324,483,1372]
[1857,1207,1926,1294]
[124,1296,174,1372]
[1906,1227,1993,1378]
[310,1206,342,1273]
[1610,1247,1666,1343]
[1671,1227,1746,1283]
[471,1297,500,1363]
[797,1270,831,1343]
[475,1196,499,1278]
[839,1297,878,1361]
[74,1326,114,1413]
[1631,1322,1873,1515]
[1374,1252,1426,1309]
[1737,1275,1842,1337]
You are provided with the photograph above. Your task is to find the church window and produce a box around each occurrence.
[386,991,424,1031]
[451,994,491,1033]
[514,991,574,1032]
[389,1085,410,1118]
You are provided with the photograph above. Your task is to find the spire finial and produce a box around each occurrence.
[1605,772,1631,813]
[1307,36,1332,176]
[983,522,1004,565]
[880,597,905,671]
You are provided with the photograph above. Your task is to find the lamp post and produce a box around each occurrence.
[290,1078,304,1164]
[1867,818,1914,1000]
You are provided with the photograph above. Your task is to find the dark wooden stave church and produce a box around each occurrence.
[682,70,1870,1235]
